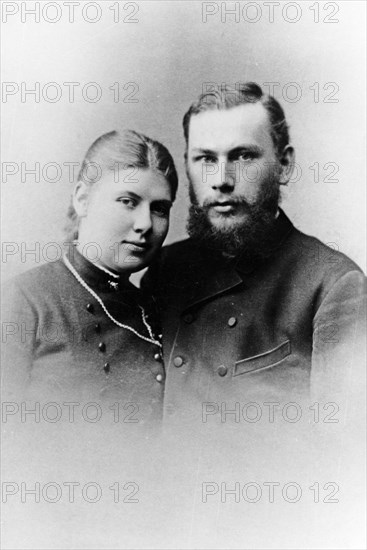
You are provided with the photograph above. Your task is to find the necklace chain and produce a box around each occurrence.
[63,254,162,348]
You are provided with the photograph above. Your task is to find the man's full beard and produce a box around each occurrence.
[187,178,282,261]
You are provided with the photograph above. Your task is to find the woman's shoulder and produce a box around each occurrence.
[4,259,67,291]
[2,260,71,313]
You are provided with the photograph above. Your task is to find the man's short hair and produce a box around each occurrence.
[183,82,290,158]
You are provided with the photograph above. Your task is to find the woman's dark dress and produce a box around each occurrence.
[2,248,165,422]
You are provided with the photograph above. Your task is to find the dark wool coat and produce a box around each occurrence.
[1,248,165,423]
[143,210,366,422]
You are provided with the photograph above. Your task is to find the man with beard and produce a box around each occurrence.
[143,82,366,420]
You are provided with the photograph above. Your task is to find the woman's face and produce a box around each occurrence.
[75,167,173,274]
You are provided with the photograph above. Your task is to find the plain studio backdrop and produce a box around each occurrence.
[1,3,366,550]
[1,0,366,282]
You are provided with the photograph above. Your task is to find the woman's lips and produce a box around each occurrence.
[122,242,149,253]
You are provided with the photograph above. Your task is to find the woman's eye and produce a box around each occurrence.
[152,205,170,217]
[118,198,136,208]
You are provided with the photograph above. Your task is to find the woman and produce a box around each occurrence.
[2,129,178,422]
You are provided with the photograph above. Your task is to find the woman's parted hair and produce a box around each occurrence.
[65,129,178,241]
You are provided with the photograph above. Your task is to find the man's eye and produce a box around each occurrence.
[201,155,216,163]
[118,198,136,208]
[194,155,216,163]
[238,152,256,161]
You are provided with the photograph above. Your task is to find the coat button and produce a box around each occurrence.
[154,352,162,362]
[173,356,184,367]
[217,365,228,377]
[228,317,237,327]
[86,303,94,313]
[98,342,106,352]
[156,373,163,383]
[183,313,194,324]
[103,362,110,373]
[94,323,101,333]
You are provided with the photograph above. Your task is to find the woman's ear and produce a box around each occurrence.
[72,181,89,217]
[278,145,295,185]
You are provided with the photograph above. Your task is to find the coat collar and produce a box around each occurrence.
[235,208,294,274]
[182,209,294,311]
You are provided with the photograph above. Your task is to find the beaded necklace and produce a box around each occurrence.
[62,254,162,348]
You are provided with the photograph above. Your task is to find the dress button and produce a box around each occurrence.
[183,313,194,324]
[98,342,106,352]
[94,323,101,333]
[173,356,184,367]
[86,303,94,313]
[154,353,162,362]
[156,373,163,383]
[228,316,237,327]
[103,362,110,373]
[217,365,228,377]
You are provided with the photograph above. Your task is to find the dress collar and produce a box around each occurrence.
[65,245,131,293]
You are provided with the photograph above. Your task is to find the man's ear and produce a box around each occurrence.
[72,181,90,217]
[278,145,295,185]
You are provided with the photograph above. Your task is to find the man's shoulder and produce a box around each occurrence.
[154,238,212,276]
[159,238,197,261]
[159,231,363,277]
[142,238,203,292]
[288,225,363,278]
[146,219,364,294]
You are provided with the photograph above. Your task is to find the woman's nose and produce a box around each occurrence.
[133,204,153,234]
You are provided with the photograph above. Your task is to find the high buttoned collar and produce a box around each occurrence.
[65,245,133,294]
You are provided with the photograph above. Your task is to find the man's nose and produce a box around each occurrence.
[211,160,236,191]
[133,204,152,234]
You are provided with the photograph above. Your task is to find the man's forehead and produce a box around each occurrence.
[188,102,272,151]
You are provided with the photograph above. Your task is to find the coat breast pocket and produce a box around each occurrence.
[234,340,291,376]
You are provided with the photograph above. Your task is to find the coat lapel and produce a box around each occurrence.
[184,262,244,310]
